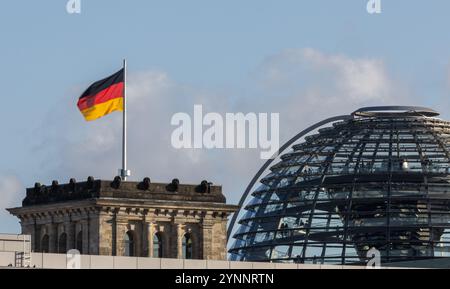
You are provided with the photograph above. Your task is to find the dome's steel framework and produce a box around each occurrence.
[228,106,450,265]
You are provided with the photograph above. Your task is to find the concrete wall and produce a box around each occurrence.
[0,252,16,267]
[0,234,31,253]
[0,252,373,269]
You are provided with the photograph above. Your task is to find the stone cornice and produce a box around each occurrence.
[8,198,238,220]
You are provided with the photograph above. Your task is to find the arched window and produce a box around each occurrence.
[182,233,193,259]
[153,232,163,258]
[124,231,135,256]
[76,231,83,254]
[41,235,49,253]
[58,233,67,254]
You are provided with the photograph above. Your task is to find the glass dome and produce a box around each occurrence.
[229,106,450,265]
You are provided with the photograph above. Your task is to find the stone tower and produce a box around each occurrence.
[8,177,237,260]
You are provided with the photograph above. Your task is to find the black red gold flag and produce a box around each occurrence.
[77,69,124,121]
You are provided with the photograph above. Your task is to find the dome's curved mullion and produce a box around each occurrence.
[299,125,358,262]
[340,126,376,263]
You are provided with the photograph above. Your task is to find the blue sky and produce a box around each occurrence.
[2,0,450,233]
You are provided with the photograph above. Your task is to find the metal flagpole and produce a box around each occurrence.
[121,59,130,181]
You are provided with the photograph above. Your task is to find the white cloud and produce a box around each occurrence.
[257,48,395,103]
[251,48,404,142]
[302,48,391,101]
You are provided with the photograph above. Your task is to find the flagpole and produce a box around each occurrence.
[121,59,129,181]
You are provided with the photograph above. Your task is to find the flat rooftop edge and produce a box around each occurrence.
[21,178,227,207]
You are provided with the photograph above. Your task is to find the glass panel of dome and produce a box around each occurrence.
[262,172,276,180]
[254,184,270,193]
[241,210,255,221]
[276,177,293,188]
[262,203,284,214]
[231,239,245,249]
[285,165,301,175]
[271,246,290,259]
[247,196,264,206]
[390,185,423,197]
[329,162,348,174]
[327,187,350,199]
[431,214,449,225]
[254,231,274,243]
[250,220,278,231]
[279,216,298,227]
[353,185,387,198]
[390,214,428,226]
[244,204,259,212]
[235,224,251,236]
[321,146,335,152]
[244,247,272,261]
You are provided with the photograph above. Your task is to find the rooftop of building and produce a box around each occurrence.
[19,177,228,207]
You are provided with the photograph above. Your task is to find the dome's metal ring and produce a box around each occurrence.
[352,106,439,117]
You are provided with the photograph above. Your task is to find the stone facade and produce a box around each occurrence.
[7,178,238,260]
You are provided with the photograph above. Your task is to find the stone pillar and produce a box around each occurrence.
[81,219,89,255]
[141,214,149,257]
[201,223,214,260]
[162,224,170,258]
[65,213,75,251]
[111,209,118,256]
[39,226,48,253]
[198,212,215,260]
[176,223,184,259]
[88,210,100,255]
[48,222,58,253]
[56,223,64,253]
[115,220,128,256]
[74,222,82,253]
[134,223,142,257]
[33,219,40,252]
[99,211,114,256]
[147,222,154,258]
[213,220,228,260]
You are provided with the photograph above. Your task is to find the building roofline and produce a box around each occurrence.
[21,178,230,207]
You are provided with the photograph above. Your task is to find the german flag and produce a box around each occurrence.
[77,69,124,121]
